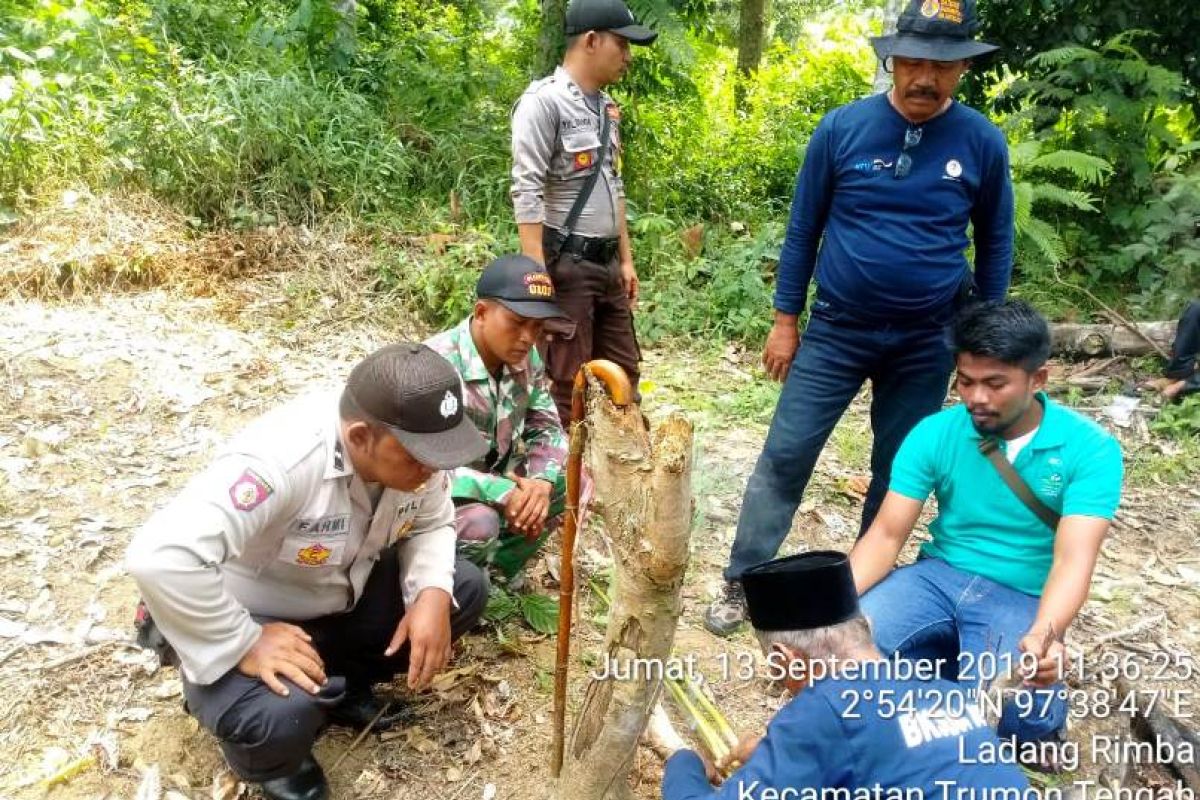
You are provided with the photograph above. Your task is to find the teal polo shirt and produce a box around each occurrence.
[890,393,1124,596]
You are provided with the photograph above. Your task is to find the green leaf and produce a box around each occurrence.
[519,594,559,635]
[1028,150,1113,185]
[484,586,519,623]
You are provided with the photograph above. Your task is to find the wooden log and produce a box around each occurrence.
[1117,678,1200,793]
[553,385,695,800]
[1050,321,1177,358]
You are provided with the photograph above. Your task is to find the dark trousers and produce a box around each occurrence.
[182,553,488,782]
[539,251,641,423]
[1166,299,1200,382]
[724,302,954,582]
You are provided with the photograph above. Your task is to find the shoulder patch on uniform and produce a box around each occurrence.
[229,468,273,512]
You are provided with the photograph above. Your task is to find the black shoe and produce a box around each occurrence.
[327,687,408,732]
[260,756,329,800]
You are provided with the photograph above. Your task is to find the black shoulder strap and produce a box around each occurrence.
[978,437,1061,530]
[560,103,612,238]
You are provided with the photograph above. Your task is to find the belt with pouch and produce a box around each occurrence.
[543,226,620,265]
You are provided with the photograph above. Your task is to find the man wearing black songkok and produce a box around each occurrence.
[661,552,1030,800]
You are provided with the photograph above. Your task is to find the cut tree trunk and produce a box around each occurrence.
[1050,321,1177,358]
[554,386,695,800]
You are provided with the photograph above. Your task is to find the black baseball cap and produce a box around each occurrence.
[742,551,861,632]
[477,254,570,321]
[345,344,487,470]
[870,0,998,62]
[565,0,658,45]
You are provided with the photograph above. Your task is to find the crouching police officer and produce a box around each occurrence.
[126,345,490,800]
[661,552,1029,800]
[510,0,657,422]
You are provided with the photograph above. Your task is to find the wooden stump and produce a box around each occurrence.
[554,384,695,800]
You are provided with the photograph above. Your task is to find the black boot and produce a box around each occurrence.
[327,685,408,732]
[260,755,329,800]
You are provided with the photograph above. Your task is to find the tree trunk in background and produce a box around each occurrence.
[331,0,357,63]
[872,0,903,94]
[735,0,767,111]
[554,391,695,800]
[537,0,568,78]
[1049,321,1177,357]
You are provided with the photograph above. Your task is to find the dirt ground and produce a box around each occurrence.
[1,284,1197,800]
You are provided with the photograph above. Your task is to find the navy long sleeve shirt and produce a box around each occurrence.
[774,93,1014,323]
[662,675,1028,800]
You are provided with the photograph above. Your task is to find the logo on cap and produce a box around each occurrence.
[524,272,555,298]
[440,390,459,419]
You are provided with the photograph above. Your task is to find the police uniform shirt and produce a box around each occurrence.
[126,391,458,685]
[511,65,625,239]
[662,675,1029,800]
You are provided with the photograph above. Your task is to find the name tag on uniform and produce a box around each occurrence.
[293,515,350,536]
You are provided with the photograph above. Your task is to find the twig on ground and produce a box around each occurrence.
[330,701,392,773]
[1092,614,1167,648]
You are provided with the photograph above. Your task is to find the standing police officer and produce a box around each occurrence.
[126,345,489,800]
[510,0,656,422]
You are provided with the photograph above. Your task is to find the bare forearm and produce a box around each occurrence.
[849,529,906,595]
[518,223,544,265]
[847,493,923,594]
[1029,517,1108,638]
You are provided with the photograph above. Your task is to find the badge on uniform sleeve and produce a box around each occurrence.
[229,468,273,512]
[573,151,595,171]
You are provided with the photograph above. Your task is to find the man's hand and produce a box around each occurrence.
[237,622,327,697]
[716,732,761,774]
[386,588,453,690]
[762,319,800,382]
[619,260,639,307]
[504,476,552,540]
[1018,623,1065,688]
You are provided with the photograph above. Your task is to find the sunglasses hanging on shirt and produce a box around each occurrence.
[894,126,923,180]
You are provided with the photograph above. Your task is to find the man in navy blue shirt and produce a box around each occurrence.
[663,552,1029,800]
[706,0,1014,635]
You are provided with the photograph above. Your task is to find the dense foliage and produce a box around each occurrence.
[1,0,1196,340]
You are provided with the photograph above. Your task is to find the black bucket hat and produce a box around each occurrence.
[870,0,998,63]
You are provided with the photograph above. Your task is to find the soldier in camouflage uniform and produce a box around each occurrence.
[425,255,574,579]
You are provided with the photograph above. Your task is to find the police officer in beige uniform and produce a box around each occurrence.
[511,0,656,421]
[126,345,489,800]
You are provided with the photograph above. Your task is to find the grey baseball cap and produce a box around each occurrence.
[565,0,658,45]
[346,344,487,469]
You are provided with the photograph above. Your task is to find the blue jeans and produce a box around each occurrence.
[725,303,953,581]
[861,557,1067,743]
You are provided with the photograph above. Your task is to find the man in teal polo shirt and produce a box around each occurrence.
[850,299,1123,752]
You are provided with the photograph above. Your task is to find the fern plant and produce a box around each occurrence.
[1008,136,1112,268]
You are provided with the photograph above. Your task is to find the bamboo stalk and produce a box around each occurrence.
[685,677,738,748]
[665,677,728,761]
